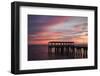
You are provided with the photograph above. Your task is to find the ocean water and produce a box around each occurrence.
[28,45,87,61]
[28,45,48,60]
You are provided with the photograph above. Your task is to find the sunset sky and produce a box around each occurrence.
[28,15,88,45]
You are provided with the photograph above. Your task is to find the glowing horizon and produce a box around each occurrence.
[28,15,88,45]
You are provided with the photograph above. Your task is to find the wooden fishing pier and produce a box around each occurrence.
[48,41,87,58]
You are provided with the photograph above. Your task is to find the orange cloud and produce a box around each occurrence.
[71,35,88,44]
[28,31,65,45]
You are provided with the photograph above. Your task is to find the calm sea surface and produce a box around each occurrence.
[28,45,87,61]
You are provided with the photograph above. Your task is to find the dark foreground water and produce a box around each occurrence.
[28,45,48,60]
[28,45,87,61]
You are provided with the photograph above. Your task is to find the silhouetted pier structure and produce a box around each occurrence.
[48,42,87,58]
